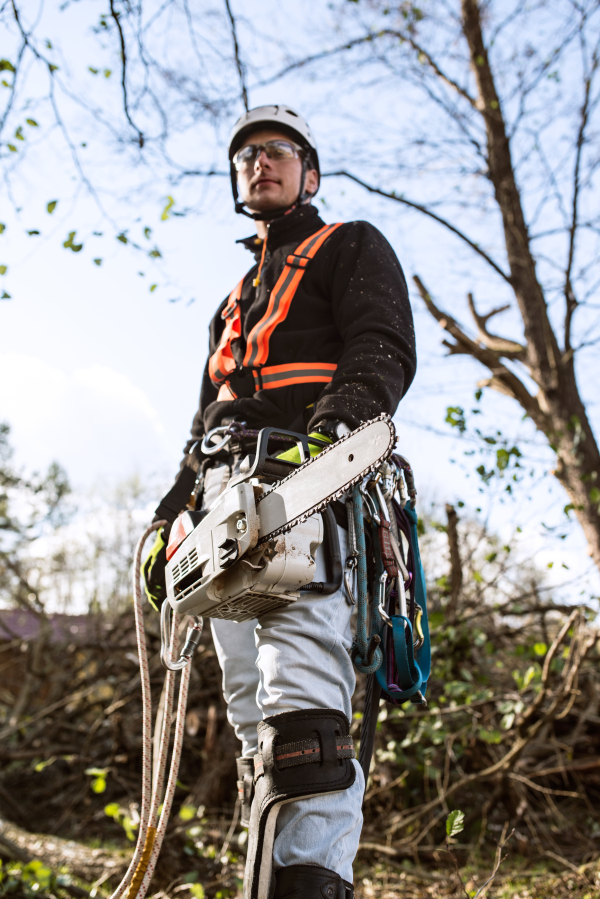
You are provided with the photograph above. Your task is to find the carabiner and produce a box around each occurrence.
[344,557,357,606]
[378,572,393,627]
[201,425,232,456]
[413,603,424,651]
[161,601,203,671]
[360,480,381,524]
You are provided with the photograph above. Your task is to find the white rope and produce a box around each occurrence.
[108,521,199,899]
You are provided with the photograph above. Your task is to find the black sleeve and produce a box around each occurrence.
[307,221,416,432]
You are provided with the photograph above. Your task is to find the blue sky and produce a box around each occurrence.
[1,0,598,603]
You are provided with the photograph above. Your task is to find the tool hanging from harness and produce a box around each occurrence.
[344,456,431,782]
[209,222,342,401]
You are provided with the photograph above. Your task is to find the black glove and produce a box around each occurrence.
[313,419,352,442]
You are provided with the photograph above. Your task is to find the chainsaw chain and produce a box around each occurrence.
[256,414,396,544]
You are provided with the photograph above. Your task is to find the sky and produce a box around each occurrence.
[1,0,599,606]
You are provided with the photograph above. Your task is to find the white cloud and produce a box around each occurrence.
[0,353,172,483]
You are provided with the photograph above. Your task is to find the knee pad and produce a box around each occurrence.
[237,756,254,828]
[243,708,356,899]
[274,865,354,899]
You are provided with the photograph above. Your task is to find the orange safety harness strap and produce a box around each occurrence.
[243,222,343,368]
[208,222,343,396]
[208,278,244,384]
[253,362,337,391]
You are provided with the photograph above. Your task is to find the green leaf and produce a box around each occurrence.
[93,258,102,266]
[91,776,107,793]
[47,200,58,213]
[148,248,162,258]
[478,728,502,744]
[0,60,15,73]
[48,63,59,73]
[0,265,6,275]
[178,805,196,821]
[7,143,17,152]
[104,68,112,78]
[161,195,175,221]
[63,231,83,252]
[116,232,128,244]
[190,885,205,899]
[144,226,152,239]
[85,767,108,777]
[533,642,547,657]
[27,229,40,236]
[1,291,10,299]
[15,126,24,141]
[149,283,157,292]
[446,809,465,837]
[0,223,5,233]
[88,67,99,74]
[445,406,466,433]
[34,756,57,773]
[104,802,120,818]
[26,118,38,127]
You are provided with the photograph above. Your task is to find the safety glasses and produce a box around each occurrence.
[233,139,303,170]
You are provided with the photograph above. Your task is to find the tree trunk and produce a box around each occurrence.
[459,0,600,571]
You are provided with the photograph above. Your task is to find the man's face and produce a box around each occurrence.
[235,128,319,214]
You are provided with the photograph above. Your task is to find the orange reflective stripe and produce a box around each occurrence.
[243,223,343,369]
[208,279,244,384]
[253,362,337,391]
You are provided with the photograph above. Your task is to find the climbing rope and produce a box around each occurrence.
[108,522,201,899]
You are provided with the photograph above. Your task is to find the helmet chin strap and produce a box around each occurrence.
[233,154,315,222]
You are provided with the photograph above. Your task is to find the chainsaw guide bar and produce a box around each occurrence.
[256,414,396,544]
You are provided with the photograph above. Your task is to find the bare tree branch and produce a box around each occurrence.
[323,170,511,283]
[109,0,144,147]
[412,275,547,429]
[564,35,600,352]
[467,293,527,359]
[224,0,248,112]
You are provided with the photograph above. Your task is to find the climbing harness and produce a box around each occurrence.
[208,223,342,399]
[346,455,431,782]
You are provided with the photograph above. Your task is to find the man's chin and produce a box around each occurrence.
[246,193,292,214]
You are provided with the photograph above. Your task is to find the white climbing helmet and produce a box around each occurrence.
[228,104,320,218]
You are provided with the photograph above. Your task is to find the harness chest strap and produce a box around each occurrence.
[209,222,343,398]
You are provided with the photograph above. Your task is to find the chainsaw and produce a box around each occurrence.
[164,415,396,623]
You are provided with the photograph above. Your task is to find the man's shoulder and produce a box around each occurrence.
[325,219,397,256]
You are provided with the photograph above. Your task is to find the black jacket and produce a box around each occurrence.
[155,205,416,522]
[187,205,415,448]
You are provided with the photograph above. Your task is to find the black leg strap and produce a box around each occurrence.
[274,865,354,899]
[243,709,356,899]
[236,756,254,828]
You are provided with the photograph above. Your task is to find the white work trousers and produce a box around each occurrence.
[203,466,364,882]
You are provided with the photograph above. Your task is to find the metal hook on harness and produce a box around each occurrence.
[360,479,381,524]
[201,425,233,456]
[160,601,203,671]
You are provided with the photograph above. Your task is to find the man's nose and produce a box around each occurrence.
[254,149,272,170]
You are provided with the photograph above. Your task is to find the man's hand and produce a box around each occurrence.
[142,526,170,611]
[313,420,352,442]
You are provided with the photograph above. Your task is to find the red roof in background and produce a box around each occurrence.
[0,610,115,644]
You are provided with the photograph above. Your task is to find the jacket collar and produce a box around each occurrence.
[236,205,326,261]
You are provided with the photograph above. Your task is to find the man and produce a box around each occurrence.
[147,105,416,899]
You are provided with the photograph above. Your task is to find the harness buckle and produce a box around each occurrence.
[221,298,239,321]
[286,254,311,270]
